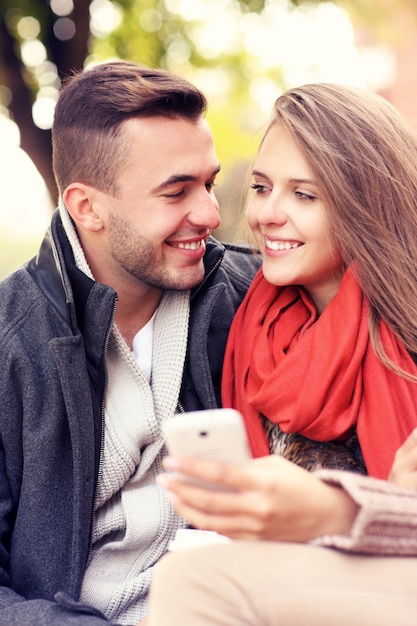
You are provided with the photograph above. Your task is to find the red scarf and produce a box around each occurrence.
[222,268,417,478]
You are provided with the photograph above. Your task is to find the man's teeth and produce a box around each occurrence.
[177,240,203,250]
[265,239,300,251]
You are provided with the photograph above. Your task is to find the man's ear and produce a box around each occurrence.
[62,183,105,232]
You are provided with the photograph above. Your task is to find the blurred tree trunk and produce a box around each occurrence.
[46,0,91,80]
[1,0,416,210]
[0,0,92,205]
[0,18,54,200]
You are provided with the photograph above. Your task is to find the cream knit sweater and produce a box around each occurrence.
[60,203,190,624]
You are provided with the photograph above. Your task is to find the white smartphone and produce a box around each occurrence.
[162,408,252,490]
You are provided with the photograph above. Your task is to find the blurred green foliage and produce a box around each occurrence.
[1,0,417,268]
[0,237,42,279]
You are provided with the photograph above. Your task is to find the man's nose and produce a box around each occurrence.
[188,192,221,230]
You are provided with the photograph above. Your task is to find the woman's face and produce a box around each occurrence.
[247,123,344,313]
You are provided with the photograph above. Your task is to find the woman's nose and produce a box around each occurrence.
[258,197,288,227]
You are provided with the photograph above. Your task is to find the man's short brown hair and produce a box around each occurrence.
[52,61,207,195]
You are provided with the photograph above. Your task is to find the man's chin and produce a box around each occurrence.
[168,267,205,291]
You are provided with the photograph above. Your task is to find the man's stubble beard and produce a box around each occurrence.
[108,212,204,291]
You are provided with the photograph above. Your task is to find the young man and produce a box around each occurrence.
[0,61,260,624]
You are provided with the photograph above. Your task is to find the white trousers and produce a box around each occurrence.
[147,541,417,625]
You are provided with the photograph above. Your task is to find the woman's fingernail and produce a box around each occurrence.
[163,457,180,470]
[167,491,178,504]
[156,473,170,488]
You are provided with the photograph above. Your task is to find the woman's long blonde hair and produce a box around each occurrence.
[270,83,417,376]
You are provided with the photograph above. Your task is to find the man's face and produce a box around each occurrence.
[94,115,221,293]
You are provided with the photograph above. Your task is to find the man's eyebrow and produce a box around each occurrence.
[152,165,221,193]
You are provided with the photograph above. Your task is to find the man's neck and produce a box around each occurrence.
[115,290,163,349]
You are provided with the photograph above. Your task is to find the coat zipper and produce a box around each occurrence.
[87,295,118,559]
[190,255,223,302]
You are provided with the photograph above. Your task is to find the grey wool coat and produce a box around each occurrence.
[0,210,260,625]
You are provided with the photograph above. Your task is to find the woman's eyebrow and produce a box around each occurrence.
[251,170,317,187]
[251,169,267,178]
[289,177,316,185]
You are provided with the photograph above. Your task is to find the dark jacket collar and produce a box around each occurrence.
[27,209,226,333]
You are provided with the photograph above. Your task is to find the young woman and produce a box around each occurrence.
[145,83,417,626]
[222,81,417,480]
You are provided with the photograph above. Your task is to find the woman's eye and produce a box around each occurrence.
[295,190,317,201]
[250,183,269,194]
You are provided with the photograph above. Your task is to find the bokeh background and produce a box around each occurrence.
[1,0,417,277]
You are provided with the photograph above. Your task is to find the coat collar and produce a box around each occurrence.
[27,209,226,331]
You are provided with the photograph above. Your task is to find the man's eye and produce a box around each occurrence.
[164,190,184,198]
[206,181,217,191]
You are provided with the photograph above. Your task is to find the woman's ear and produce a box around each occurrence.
[62,183,105,232]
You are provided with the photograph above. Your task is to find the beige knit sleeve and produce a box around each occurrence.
[310,469,417,555]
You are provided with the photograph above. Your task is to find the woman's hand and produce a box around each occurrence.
[158,454,358,542]
[389,428,417,490]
